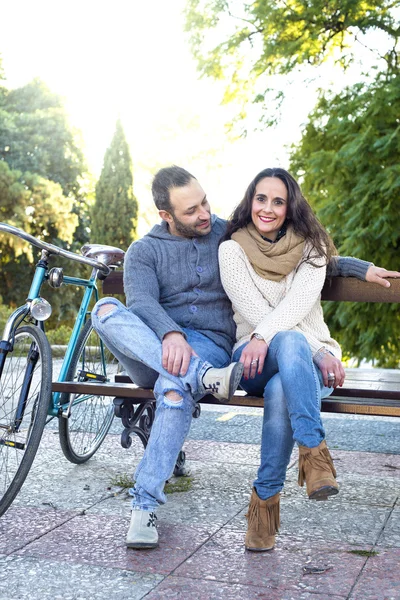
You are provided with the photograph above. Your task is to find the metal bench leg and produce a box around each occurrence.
[113,397,156,449]
[113,398,202,477]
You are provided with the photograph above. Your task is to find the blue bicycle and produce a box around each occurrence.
[0,223,124,517]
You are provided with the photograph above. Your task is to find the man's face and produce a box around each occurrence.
[161,178,212,238]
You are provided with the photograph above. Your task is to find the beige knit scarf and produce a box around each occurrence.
[231,223,305,281]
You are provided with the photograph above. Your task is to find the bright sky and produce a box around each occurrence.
[0,0,385,234]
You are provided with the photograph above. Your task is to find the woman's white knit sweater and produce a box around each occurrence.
[218,239,341,358]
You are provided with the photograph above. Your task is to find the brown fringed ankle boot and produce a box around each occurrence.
[245,488,280,552]
[298,440,339,500]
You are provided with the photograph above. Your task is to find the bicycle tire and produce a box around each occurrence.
[58,318,118,464]
[0,325,52,517]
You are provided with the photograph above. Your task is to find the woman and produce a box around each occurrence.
[218,167,345,552]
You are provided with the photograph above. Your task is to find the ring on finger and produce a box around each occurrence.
[327,372,335,379]
[250,359,258,365]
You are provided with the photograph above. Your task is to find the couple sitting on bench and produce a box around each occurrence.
[92,165,399,551]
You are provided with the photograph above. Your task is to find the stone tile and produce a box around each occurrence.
[322,415,400,455]
[280,467,399,507]
[0,554,163,600]
[377,507,400,548]
[331,474,399,507]
[11,429,142,511]
[87,460,253,527]
[86,488,244,530]
[281,503,391,546]
[0,506,77,555]
[331,450,400,478]
[17,513,214,575]
[145,575,345,599]
[175,530,367,596]
[187,459,256,491]
[160,489,246,527]
[350,548,400,599]
[183,439,261,465]
[226,500,391,546]
[189,411,264,444]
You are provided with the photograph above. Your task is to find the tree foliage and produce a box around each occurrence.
[0,78,87,198]
[0,159,79,309]
[290,71,400,366]
[91,120,138,249]
[185,0,399,121]
[0,72,91,321]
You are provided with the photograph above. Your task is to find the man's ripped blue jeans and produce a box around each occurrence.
[92,297,230,509]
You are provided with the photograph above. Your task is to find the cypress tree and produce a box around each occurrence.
[91,120,138,249]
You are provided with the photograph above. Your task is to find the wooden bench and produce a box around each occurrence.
[52,273,400,472]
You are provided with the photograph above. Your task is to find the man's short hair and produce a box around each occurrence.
[151,166,196,211]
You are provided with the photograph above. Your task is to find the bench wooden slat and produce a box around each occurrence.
[52,379,400,400]
[321,276,400,302]
[52,379,400,417]
[52,381,154,399]
[102,271,400,303]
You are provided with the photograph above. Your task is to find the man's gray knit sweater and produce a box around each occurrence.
[123,215,371,356]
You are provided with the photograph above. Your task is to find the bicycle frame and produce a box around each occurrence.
[50,270,100,416]
[0,222,112,420]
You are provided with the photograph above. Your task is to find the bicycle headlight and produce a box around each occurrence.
[30,297,52,321]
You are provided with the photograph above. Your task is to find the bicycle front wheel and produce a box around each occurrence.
[0,325,51,517]
[58,318,119,464]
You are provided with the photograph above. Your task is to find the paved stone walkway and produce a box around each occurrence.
[0,409,399,599]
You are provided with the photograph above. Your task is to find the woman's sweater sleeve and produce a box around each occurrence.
[219,241,274,329]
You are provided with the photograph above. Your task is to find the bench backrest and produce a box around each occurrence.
[102,271,400,303]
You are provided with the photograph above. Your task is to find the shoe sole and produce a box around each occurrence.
[227,362,244,403]
[126,541,159,549]
[309,485,339,500]
[246,545,275,552]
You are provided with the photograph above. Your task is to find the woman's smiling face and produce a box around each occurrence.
[251,177,288,240]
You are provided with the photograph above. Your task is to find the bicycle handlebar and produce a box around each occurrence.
[0,222,110,275]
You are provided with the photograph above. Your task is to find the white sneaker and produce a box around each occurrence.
[202,362,244,402]
[126,509,158,549]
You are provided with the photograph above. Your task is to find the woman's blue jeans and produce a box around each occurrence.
[92,298,230,510]
[232,331,334,501]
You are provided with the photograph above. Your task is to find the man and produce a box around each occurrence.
[92,165,399,550]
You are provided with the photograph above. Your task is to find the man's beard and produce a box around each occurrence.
[171,213,211,238]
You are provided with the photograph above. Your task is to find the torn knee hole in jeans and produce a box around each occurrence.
[163,389,184,408]
[96,303,117,318]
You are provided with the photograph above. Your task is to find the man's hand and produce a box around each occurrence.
[317,354,345,388]
[240,338,269,380]
[162,332,197,377]
[366,266,400,288]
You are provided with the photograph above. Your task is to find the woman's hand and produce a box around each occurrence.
[365,266,400,288]
[318,354,345,388]
[240,338,269,379]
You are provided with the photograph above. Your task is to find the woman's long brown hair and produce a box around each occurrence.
[223,167,336,264]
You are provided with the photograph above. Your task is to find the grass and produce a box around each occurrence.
[110,473,134,489]
[347,550,379,557]
[110,473,193,494]
[165,477,193,493]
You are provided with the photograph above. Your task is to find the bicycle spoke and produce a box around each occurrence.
[0,326,51,517]
[59,319,118,463]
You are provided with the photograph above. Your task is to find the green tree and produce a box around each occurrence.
[290,71,400,366]
[0,160,78,309]
[0,78,86,198]
[91,119,138,249]
[185,1,399,113]
[0,73,91,321]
